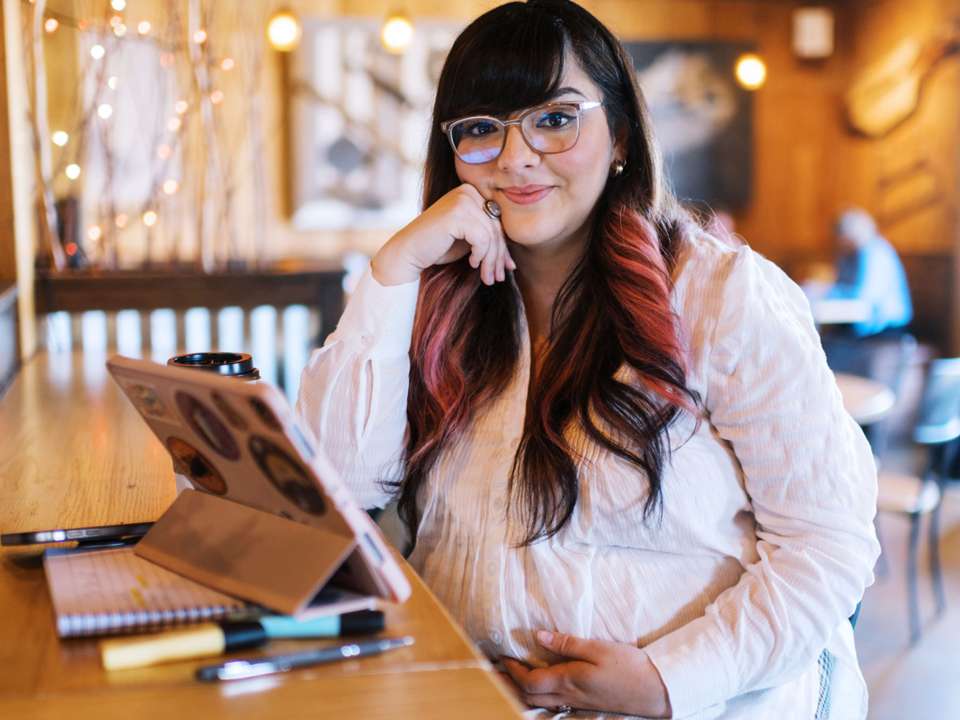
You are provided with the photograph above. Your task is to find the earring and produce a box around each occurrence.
[612,160,626,176]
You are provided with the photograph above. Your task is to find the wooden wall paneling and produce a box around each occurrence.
[0,0,38,359]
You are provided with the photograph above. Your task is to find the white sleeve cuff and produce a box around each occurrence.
[643,614,737,719]
[328,265,420,358]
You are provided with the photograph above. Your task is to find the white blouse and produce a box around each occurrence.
[297,234,880,720]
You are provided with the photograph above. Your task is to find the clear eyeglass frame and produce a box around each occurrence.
[440,100,603,165]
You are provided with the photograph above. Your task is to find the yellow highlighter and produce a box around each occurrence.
[100,610,385,670]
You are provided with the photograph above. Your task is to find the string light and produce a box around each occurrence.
[157,144,172,159]
[90,44,105,60]
[137,21,151,35]
[220,57,235,71]
[267,11,301,52]
[97,103,113,119]
[113,23,127,37]
[162,179,179,195]
[381,12,414,54]
[174,100,188,114]
[210,89,224,105]
[87,225,102,242]
[51,130,69,146]
[110,0,127,11]
[193,29,207,44]
[109,14,122,27]
[735,53,767,90]
[167,117,181,132]
[115,213,128,229]
[65,164,81,180]
[107,75,119,90]
[142,210,158,227]
[43,17,59,33]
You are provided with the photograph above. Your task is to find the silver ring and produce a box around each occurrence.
[483,199,501,219]
[556,705,573,715]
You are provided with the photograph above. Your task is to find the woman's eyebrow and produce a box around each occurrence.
[550,86,587,99]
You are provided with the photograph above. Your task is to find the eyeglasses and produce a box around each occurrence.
[440,100,602,165]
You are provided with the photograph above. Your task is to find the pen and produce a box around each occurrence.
[195,636,415,681]
[101,610,385,670]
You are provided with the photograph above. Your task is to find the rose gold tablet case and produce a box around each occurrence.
[106,354,411,615]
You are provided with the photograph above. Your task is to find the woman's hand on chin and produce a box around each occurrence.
[500,630,672,718]
[371,183,515,287]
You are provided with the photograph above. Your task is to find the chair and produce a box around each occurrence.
[822,331,917,457]
[876,357,960,644]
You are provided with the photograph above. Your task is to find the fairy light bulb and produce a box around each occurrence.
[167,117,181,132]
[65,164,81,180]
[137,21,151,35]
[44,17,59,33]
[97,103,113,120]
[51,130,69,147]
[142,210,158,227]
[210,89,224,105]
[174,100,188,115]
[735,53,767,90]
[90,44,105,60]
[115,213,128,229]
[267,11,301,52]
[87,225,102,242]
[107,76,119,90]
[157,144,172,160]
[381,13,414,54]
[110,0,126,10]
[220,57,235,71]
[162,179,179,195]
[193,29,207,44]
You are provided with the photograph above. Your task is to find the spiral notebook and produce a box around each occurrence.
[44,546,249,638]
[44,546,379,638]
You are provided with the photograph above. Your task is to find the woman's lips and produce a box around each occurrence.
[501,186,553,205]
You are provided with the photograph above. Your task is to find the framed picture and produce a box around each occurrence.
[287,18,462,230]
[625,41,754,211]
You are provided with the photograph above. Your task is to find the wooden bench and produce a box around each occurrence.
[33,262,345,400]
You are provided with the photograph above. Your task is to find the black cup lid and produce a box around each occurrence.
[167,352,260,379]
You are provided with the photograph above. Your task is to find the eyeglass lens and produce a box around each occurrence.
[449,104,582,164]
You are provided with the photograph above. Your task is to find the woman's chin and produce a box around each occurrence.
[502,221,561,249]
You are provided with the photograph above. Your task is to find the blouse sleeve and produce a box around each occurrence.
[643,247,881,718]
[296,266,420,510]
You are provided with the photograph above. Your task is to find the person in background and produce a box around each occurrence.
[298,2,879,717]
[824,207,913,337]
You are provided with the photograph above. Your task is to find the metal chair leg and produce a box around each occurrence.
[907,512,923,645]
[928,494,947,617]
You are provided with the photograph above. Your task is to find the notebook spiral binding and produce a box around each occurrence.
[56,603,244,638]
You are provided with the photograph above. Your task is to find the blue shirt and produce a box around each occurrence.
[828,235,913,336]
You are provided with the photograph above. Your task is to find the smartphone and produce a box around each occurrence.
[1,522,153,547]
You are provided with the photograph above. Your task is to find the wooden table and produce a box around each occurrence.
[0,352,523,719]
[809,297,871,326]
[835,371,896,425]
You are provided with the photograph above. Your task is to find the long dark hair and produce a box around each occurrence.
[394,0,699,547]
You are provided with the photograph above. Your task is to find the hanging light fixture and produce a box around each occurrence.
[267,9,302,52]
[381,10,414,54]
[735,53,767,90]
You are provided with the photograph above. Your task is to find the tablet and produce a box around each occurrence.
[106,354,411,611]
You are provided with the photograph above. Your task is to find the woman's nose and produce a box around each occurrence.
[497,125,539,171]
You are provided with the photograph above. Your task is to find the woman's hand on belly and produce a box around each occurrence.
[500,631,672,718]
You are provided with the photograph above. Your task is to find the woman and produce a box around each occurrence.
[298,2,880,717]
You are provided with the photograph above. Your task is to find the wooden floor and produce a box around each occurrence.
[857,449,960,720]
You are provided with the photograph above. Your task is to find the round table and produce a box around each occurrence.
[834,372,896,424]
